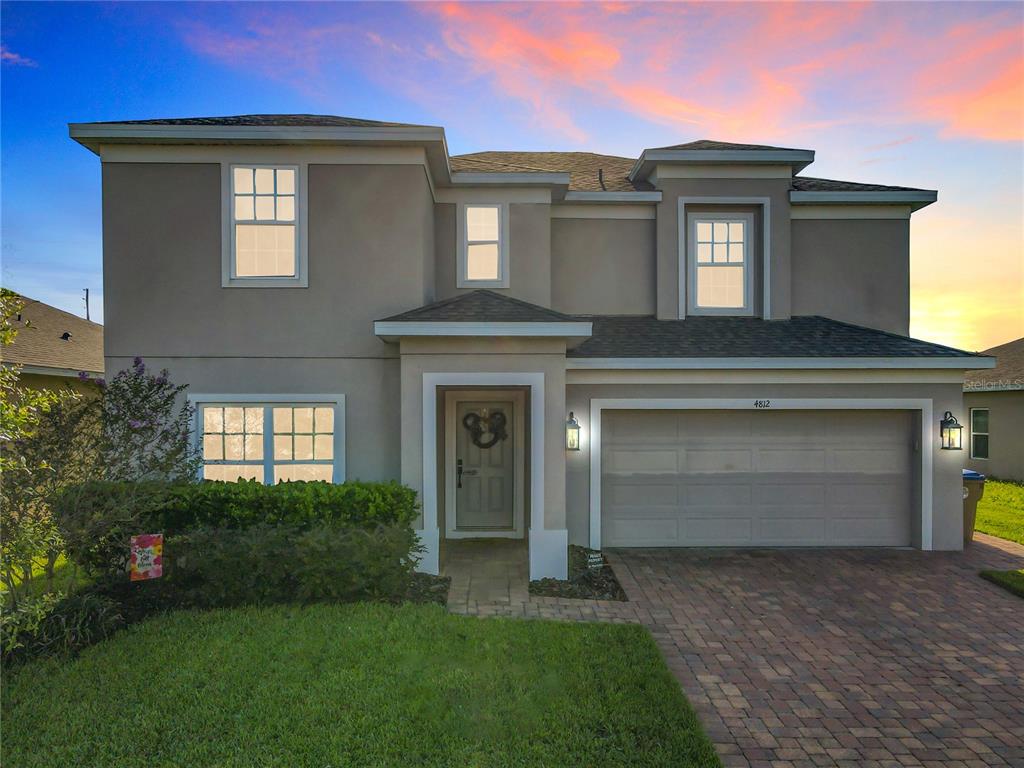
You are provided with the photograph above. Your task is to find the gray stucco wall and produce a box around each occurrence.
[565,379,965,551]
[964,390,1024,481]
[791,218,910,335]
[102,162,433,359]
[433,202,552,306]
[106,355,401,482]
[653,178,792,320]
[550,218,656,315]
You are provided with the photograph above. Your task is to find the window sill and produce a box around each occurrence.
[222,276,309,289]
[456,278,510,290]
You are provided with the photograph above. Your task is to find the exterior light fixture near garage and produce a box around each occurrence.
[566,412,581,451]
[939,411,963,450]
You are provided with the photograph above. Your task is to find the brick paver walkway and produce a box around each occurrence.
[445,534,1024,767]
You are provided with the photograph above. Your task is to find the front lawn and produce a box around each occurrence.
[3,603,720,768]
[975,479,1024,545]
[980,569,1024,599]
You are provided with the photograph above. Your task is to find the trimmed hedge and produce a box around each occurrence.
[54,480,419,576]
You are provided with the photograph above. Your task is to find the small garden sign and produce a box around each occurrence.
[130,534,163,581]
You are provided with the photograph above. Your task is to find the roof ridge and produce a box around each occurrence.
[7,294,102,328]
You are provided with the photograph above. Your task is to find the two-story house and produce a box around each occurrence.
[70,115,993,579]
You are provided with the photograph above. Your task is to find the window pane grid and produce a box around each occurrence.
[231,166,298,279]
[694,218,748,309]
[201,404,335,483]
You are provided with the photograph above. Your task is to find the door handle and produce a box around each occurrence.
[457,459,463,488]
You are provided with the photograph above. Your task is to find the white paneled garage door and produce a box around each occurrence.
[602,410,914,547]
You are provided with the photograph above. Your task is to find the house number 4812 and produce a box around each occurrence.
[753,399,771,409]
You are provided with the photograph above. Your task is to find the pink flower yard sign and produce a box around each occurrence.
[130,533,163,581]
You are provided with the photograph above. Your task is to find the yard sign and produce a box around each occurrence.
[130,533,163,581]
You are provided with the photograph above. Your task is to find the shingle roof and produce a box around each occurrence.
[1,295,104,374]
[83,114,430,128]
[654,139,809,152]
[379,290,577,323]
[792,176,929,193]
[450,152,652,192]
[567,315,982,359]
[965,337,1024,391]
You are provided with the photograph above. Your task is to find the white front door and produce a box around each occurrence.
[445,391,525,538]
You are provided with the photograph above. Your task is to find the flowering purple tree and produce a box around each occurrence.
[94,357,200,482]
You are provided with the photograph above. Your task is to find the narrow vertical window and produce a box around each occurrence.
[970,408,989,460]
[231,165,298,279]
[459,204,508,288]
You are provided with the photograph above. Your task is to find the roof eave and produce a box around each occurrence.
[628,148,816,182]
[790,189,938,212]
[566,355,995,370]
[374,320,592,343]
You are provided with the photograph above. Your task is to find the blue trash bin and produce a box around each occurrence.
[962,469,986,545]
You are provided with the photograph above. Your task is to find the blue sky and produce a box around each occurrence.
[2,1,1022,349]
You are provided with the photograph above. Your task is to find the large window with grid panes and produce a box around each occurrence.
[197,399,344,483]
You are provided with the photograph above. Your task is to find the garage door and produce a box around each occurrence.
[601,410,914,547]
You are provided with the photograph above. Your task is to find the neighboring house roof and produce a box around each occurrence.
[567,315,984,360]
[964,337,1024,391]
[450,152,652,192]
[1,295,104,376]
[380,290,576,323]
[83,114,431,128]
[791,176,929,193]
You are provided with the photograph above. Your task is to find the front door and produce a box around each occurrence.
[455,401,515,530]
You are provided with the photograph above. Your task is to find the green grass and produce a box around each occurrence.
[2,603,720,768]
[980,569,1024,599]
[974,480,1024,599]
[975,479,1024,545]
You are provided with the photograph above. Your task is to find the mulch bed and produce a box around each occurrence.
[406,572,451,605]
[528,545,627,601]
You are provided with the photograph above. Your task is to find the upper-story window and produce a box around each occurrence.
[226,165,305,287]
[458,203,509,288]
[687,213,754,315]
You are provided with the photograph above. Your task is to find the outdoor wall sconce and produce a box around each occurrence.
[939,411,963,450]
[565,412,581,451]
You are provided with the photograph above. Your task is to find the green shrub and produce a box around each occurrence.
[54,480,419,576]
[167,523,419,607]
[2,591,123,663]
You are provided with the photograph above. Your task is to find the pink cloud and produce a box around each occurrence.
[1,45,37,67]
[172,2,1024,145]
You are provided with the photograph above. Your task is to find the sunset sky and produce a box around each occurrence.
[2,1,1021,351]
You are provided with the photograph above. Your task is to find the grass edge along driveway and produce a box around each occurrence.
[4,602,721,768]
[975,479,1024,600]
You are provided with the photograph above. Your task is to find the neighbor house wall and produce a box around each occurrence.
[564,377,965,551]
[964,390,1024,482]
[791,218,911,335]
[16,372,100,396]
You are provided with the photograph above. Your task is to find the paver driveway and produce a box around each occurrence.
[608,534,1024,768]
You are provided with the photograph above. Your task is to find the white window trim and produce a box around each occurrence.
[188,394,345,482]
[587,397,934,552]
[221,163,308,288]
[686,212,755,316]
[677,197,771,319]
[456,202,510,289]
[970,407,989,460]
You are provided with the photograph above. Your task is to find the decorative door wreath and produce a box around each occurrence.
[462,410,508,449]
